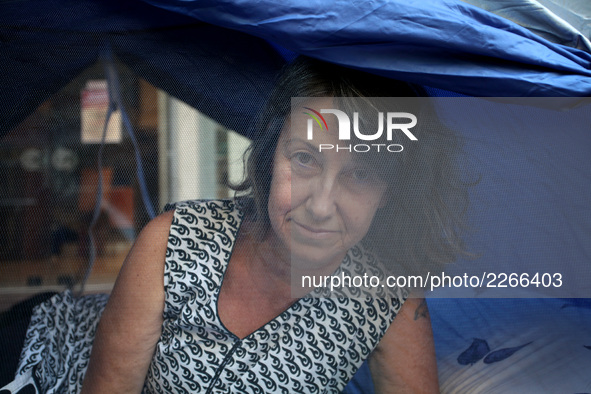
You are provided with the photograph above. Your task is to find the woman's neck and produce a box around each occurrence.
[245,224,346,298]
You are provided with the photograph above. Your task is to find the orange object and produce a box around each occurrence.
[78,168,112,212]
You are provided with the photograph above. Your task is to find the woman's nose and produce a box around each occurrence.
[305,177,337,221]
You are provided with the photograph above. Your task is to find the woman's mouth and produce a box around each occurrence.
[292,220,339,238]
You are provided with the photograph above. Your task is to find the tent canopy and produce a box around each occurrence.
[2,0,591,138]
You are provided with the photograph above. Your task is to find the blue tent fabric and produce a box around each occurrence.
[429,297,591,392]
[2,0,591,137]
[143,0,591,97]
[461,0,591,52]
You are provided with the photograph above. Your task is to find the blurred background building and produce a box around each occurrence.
[0,61,251,311]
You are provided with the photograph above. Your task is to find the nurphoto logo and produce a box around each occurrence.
[303,107,418,152]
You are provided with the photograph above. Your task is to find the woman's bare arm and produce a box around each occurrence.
[369,297,439,393]
[82,210,174,393]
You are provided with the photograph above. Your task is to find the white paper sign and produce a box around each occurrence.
[81,80,122,144]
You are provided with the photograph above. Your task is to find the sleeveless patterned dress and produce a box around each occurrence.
[6,199,407,393]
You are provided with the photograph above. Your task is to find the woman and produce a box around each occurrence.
[11,57,467,393]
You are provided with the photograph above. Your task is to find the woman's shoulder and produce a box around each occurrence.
[163,198,246,232]
[132,209,175,251]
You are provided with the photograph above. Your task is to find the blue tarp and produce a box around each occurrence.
[2,0,591,137]
[144,0,591,97]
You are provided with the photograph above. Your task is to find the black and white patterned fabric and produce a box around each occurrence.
[2,291,108,394]
[145,199,407,393]
[2,199,407,394]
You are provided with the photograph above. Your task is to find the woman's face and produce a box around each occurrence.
[267,97,388,274]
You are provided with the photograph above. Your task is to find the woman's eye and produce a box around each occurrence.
[352,168,370,181]
[348,167,375,183]
[293,152,314,166]
[343,167,385,191]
